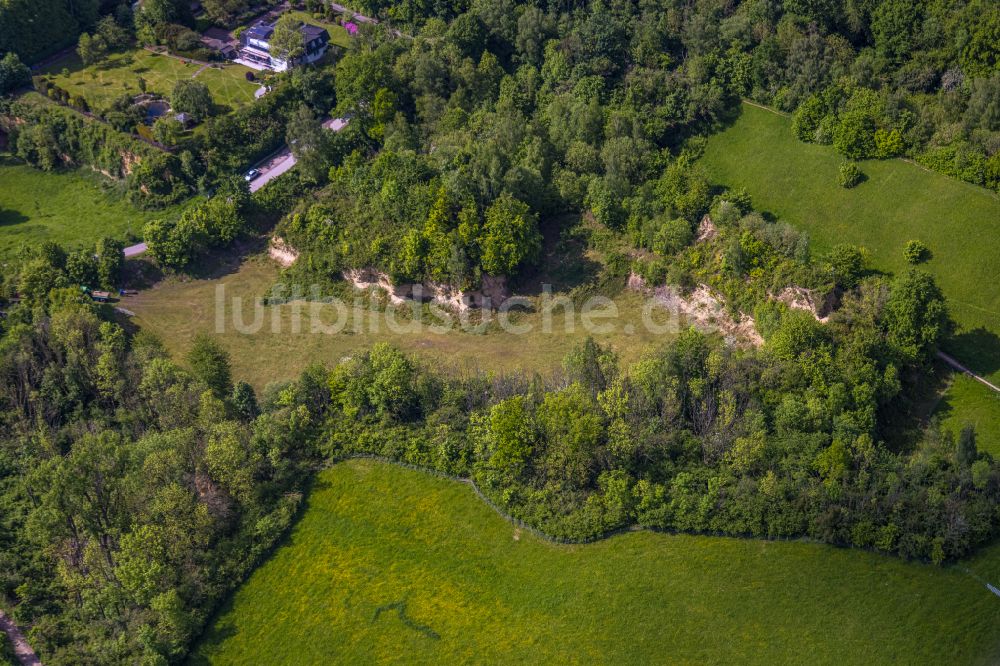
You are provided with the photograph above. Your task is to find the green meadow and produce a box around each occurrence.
[702,102,1000,448]
[193,459,1000,665]
[702,103,1000,370]
[0,155,185,262]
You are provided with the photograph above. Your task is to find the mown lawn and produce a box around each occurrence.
[40,49,257,112]
[128,255,680,390]
[193,459,1000,665]
[0,155,186,263]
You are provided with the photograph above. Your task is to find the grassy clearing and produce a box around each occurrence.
[702,103,1000,375]
[702,102,1000,450]
[193,459,1000,665]
[0,155,186,262]
[127,254,679,390]
[40,50,257,112]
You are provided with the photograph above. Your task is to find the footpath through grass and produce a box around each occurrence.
[193,459,1000,665]
[0,155,186,262]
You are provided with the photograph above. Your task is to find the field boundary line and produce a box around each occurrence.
[326,453,1000,577]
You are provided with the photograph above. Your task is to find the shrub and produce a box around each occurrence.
[833,110,876,159]
[0,52,31,95]
[838,161,863,188]
[652,217,694,255]
[903,240,929,264]
[874,128,905,158]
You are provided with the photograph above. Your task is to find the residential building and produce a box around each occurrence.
[238,19,330,72]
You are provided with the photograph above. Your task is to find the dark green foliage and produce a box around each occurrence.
[0,0,99,63]
[883,269,951,362]
[186,333,232,399]
[231,381,259,421]
[0,52,30,94]
[3,96,189,207]
[143,193,249,269]
[0,292,326,663]
[95,237,124,288]
[322,316,998,559]
[170,80,213,121]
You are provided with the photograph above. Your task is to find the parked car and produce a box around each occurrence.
[244,168,261,182]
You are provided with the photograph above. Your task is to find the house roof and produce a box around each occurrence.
[245,23,275,40]
[245,19,330,44]
[301,24,328,41]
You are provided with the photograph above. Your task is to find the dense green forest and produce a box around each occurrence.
[1,0,999,663]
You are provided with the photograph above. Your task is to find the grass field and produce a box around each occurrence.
[128,255,680,390]
[702,102,1000,452]
[0,155,186,262]
[938,374,1000,455]
[702,103,1000,373]
[193,459,1000,664]
[40,50,257,112]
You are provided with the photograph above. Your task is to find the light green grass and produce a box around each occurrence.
[0,155,186,262]
[702,102,1000,448]
[937,374,1000,456]
[284,11,354,48]
[41,50,257,112]
[128,255,679,390]
[702,103,1000,373]
[193,459,1000,665]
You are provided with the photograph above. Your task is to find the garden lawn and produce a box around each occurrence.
[193,459,1000,665]
[40,49,257,112]
[127,255,680,390]
[284,11,354,48]
[702,102,1000,380]
[0,155,186,262]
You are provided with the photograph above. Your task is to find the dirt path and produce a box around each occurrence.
[0,610,41,666]
[938,351,1000,394]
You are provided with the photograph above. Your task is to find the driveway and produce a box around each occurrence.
[248,117,349,192]
[124,242,147,257]
[249,147,296,192]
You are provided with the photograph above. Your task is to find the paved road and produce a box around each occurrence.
[0,609,41,666]
[249,147,296,192]
[248,117,349,193]
[938,351,1000,394]
[329,2,377,22]
[124,242,147,257]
